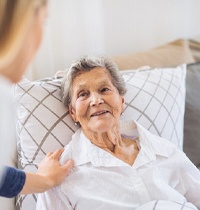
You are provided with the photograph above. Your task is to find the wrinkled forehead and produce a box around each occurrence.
[72,67,113,89]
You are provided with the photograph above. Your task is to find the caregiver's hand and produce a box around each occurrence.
[20,149,74,194]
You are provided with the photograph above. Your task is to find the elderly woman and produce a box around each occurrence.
[36,56,200,210]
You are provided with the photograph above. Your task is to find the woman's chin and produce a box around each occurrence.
[87,120,114,133]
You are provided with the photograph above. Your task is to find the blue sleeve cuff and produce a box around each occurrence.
[0,166,26,198]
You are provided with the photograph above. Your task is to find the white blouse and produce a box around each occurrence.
[36,120,200,210]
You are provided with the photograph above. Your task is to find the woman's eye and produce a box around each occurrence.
[101,87,109,92]
[78,92,87,98]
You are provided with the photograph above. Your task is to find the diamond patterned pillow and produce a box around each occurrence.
[14,64,186,209]
[121,65,186,148]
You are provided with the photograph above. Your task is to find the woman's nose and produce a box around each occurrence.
[90,92,104,106]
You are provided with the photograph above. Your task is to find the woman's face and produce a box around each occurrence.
[70,67,125,134]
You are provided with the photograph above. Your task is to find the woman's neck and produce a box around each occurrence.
[82,125,122,152]
[82,127,139,166]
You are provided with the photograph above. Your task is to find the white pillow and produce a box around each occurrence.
[136,200,197,210]
[121,65,186,148]
[14,64,186,209]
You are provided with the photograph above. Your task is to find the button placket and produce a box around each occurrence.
[129,169,151,204]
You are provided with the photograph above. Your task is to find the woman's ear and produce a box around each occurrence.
[69,105,77,123]
[121,96,125,113]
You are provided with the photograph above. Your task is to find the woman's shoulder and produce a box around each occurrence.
[59,129,83,164]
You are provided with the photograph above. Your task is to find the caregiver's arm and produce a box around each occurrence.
[21,149,74,194]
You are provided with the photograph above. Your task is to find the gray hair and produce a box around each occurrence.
[61,56,127,108]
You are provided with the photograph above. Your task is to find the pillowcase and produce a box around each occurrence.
[15,78,78,210]
[120,65,186,148]
[112,39,194,70]
[135,200,197,210]
[15,64,186,209]
[183,62,200,167]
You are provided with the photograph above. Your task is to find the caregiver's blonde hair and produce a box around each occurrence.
[0,0,47,69]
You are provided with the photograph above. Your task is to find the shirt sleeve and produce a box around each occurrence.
[36,187,73,210]
[178,152,200,209]
[0,166,26,198]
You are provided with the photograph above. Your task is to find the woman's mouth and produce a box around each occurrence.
[91,110,109,117]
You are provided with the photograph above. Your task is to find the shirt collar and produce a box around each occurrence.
[66,120,176,169]
[70,130,127,167]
